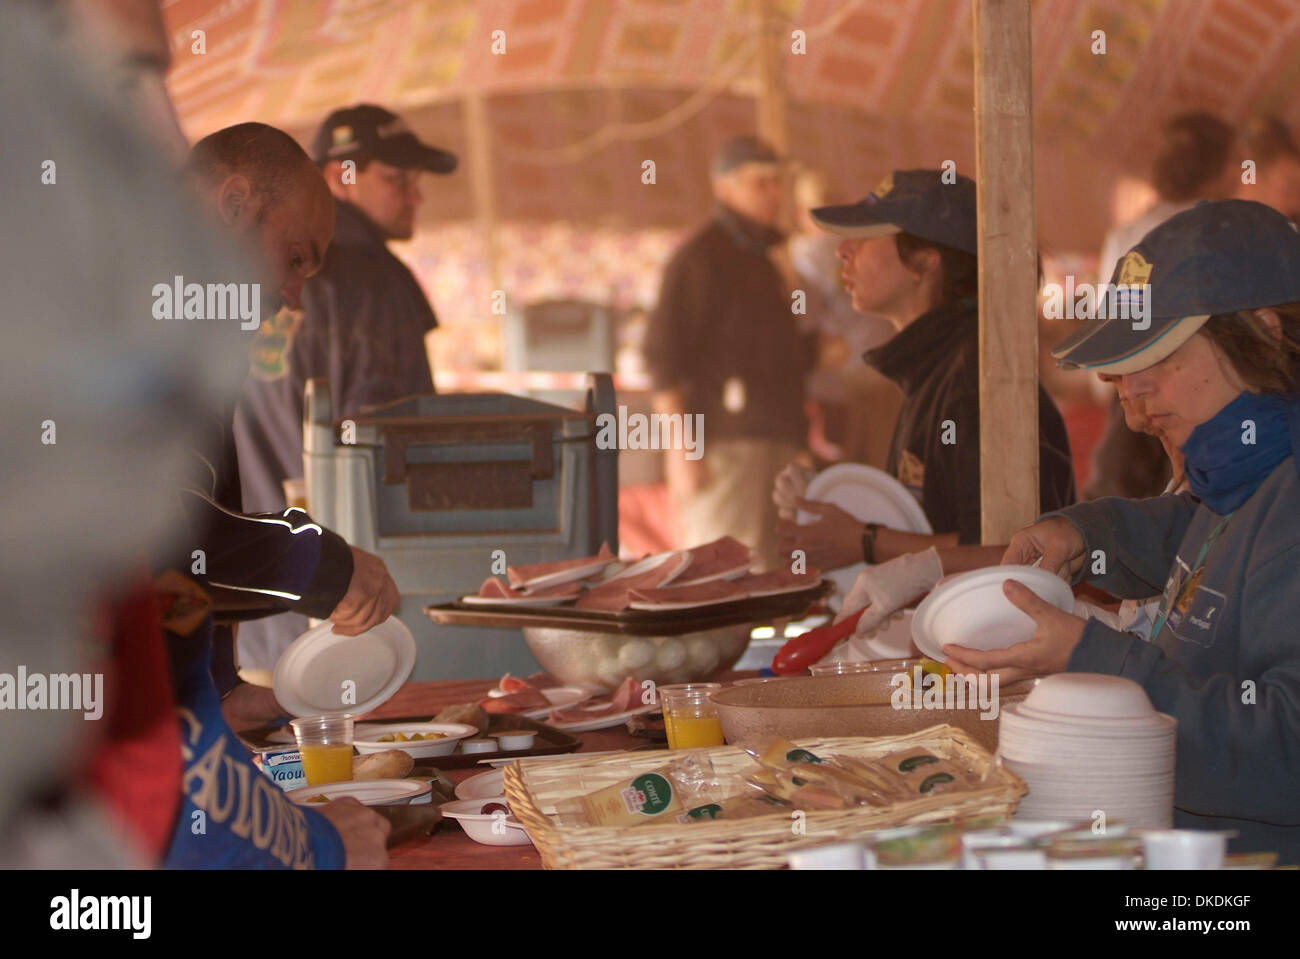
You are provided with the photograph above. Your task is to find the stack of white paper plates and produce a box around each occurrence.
[999,674,1177,828]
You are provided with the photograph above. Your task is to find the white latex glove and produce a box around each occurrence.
[772,461,815,521]
[833,547,944,638]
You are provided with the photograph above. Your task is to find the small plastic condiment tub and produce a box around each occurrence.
[492,730,538,751]
[459,738,497,754]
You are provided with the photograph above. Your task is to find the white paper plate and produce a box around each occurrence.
[521,685,594,718]
[454,768,506,801]
[797,464,933,610]
[510,555,616,591]
[273,617,416,718]
[628,592,744,611]
[460,593,574,607]
[911,566,1074,664]
[545,702,661,733]
[288,778,431,807]
[601,550,690,587]
[674,559,755,588]
[742,578,823,599]
[352,722,478,758]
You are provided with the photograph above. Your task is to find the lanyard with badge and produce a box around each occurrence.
[1150,510,1235,642]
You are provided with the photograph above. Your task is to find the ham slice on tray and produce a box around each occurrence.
[628,579,746,606]
[506,543,615,589]
[732,568,822,595]
[549,676,643,723]
[498,672,561,693]
[477,576,582,600]
[674,536,755,586]
[480,687,551,713]
[574,551,692,612]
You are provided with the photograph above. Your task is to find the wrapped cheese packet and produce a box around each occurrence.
[555,755,728,827]
[878,747,977,796]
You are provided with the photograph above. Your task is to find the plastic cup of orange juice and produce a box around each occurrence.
[658,683,724,750]
[290,714,356,785]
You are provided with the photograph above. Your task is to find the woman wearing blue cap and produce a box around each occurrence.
[945,200,1300,862]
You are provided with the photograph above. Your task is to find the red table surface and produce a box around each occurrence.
[369,673,752,870]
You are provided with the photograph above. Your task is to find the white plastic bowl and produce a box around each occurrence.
[439,798,533,847]
[1022,673,1157,720]
[352,722,478,759]
[911,566,1074,662]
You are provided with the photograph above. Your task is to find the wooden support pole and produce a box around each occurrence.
[973,0,1039,544]
[754,0,788,152]
[463,91,501,294]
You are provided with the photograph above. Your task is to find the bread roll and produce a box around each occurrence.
[353,749,414,780]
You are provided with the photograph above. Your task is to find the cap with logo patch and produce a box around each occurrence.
[310,104,457,174]
[1052,200,1300,375]
[810,168,978,256]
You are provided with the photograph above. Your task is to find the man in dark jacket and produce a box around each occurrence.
[643,136,814,565]
[233,104,456,670]
[777,170,1076,567]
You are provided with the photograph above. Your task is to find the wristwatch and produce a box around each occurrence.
[861,523,882,565]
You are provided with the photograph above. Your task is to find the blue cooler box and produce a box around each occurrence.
[303,373,618,680]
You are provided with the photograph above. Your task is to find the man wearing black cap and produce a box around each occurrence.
[778,169,1076,568]
[643,135,815,564]
[233,104,457,670]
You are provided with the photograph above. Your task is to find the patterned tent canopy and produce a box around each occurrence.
[160,0,1300,361]
[162,0,1300,247]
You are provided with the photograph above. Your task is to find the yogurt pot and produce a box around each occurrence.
[492,730,537,751]
[253,745,307,791]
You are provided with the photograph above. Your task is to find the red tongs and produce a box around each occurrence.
[771,607,866,675]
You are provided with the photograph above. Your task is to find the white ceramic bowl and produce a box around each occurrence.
[911,566,1074,662]
[1022,673,1157,720]
[1141,829,1231,869]
[352,722,478,759]
[439,798,533,847]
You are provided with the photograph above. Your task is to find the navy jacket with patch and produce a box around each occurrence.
[866,298,1076,542]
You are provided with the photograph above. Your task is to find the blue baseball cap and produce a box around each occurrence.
[1053,200,1300,374]
[810,169,977,256]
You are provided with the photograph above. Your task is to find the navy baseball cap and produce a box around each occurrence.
[810,169,977,256]
[1053,200,1300,374]
[311,104,458,174]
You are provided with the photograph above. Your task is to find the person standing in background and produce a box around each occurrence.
[1087,113,1237,501]
[643,135,815,567]
[1235,116,1300,221]
[234,104,457,672]
[1096,112,1237,288]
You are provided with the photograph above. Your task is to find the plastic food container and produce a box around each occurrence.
[459,738,497,754]
[492,730,538,751]
[440,798,533,847]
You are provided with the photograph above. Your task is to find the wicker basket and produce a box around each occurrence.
[504,724,1026,869]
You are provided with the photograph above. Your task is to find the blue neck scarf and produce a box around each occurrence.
[1181,391,1300,513]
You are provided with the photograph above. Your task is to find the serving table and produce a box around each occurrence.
[372,673,752,870]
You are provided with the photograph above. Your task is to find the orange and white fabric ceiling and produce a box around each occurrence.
[161,0,1300,252]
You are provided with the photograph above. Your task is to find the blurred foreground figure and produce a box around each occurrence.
[0,2,249,866]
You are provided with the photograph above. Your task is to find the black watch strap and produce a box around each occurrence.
[861,523,882,565]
